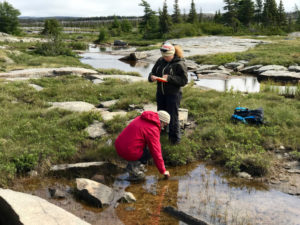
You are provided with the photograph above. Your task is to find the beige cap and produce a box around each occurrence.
[158,110,170,124]
[160,43,175,57]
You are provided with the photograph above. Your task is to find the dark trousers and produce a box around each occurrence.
[139,147,151,164]
[156,92,181,144]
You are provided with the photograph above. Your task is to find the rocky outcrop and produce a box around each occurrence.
[29,83,44,91]
[240,65,263,73]
[84,121,107,139]
[49,101,96,112]
[99,110,127,121]
[0,67,98,80]
[288,65,300,73]
[259,70,300,81]
[50,162,107,172]
[256,65,288,74]
[0,188,90,225]
[76,178,114,207]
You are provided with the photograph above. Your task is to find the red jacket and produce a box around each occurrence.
[115,111,166,174]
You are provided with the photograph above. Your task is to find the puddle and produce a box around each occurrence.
[80,45,154,77]
[13,162,300,225]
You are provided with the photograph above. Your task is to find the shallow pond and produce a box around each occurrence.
[80,46,262,93]
[13,162,300,225]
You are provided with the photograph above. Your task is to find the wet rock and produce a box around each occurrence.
[99,99,118,108]
[237,172,252,179]
[76,178,114,207]
[118,192,136,203]
[0,188,90,225]
[256,65,288,74]
[114,40,127,46]
[50,162,106,171]
[48,188,66,199]
[29,84,44,91]
[120,52,147,61]
[259,70,300,81]
[84,121,106,139]
[91,174,106,184]
[240,65,263,74]
[288,66,300,72]
[49,101,96,112]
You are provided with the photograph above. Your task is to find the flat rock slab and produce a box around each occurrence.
[0,188,90,225]
[49,101,96,112]
[259,71,300,80]
[240,65,263,73]
[84,121,107,139]
[289,66,300,72]
[99,100,118,108]
[99,110,127,121]
[257,65,288,74]
[92,75,146,83]
[76,178,114,207]
[29,83,44,91]
[50,162,106,171]
[0,67,98,79]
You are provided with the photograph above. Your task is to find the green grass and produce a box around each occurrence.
[0,76,299,186]
[189,38,300,67]
[97,68,142,77]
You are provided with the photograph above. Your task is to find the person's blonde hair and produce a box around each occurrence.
[174,45,184,58]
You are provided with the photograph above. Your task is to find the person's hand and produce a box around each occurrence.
[164,171,170,179]
[162,74,168,80]
[151,75,157,82]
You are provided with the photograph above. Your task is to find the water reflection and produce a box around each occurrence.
[195,76,260,93]
[80,45,154,77]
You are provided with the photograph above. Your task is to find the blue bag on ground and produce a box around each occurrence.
[231,107,264,125]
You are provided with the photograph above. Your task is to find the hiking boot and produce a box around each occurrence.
[126,161,146,181]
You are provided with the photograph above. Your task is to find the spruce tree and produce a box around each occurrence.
[214,10,223,24]
[139,0,159,38]
[159,0,172,33]
[262,0,278,26]
[254,0,263,24]
[187,0,197,24]
[172,0,182,24]
[237,0,255,26]
[223,0,239,26]
[0,1,20,35]
[199,8,203,23]
[277,0,287,26]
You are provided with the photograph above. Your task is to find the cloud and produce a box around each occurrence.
[5,0,299,17]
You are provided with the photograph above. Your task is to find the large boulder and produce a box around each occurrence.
[120,52,147,61]
[76,178,114,208]
[0,188,90,225]
[84,121,107,139]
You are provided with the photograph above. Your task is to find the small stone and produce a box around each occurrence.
[91,174,106,184]
[125,206,135,211]
[279,145,285,150]
[118,192,136,203]
[237,172,252,179]
[48,188,66,199]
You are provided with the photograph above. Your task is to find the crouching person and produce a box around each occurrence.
[115,111,171,181]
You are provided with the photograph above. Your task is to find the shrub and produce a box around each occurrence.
[35,40,75,57]
[200,22,233,35]
[165,23,199,39]
[97,27,110,43]
[68,41,88,50]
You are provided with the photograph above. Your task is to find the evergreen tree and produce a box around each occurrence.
[0,1,20,35]
[277,0,287,26]
[223,0,239,26]
[254,0,263,24]
[111,16,121,29]
[262,0,278,26]
[237,0,254,26]
[187,0,197,23]
[182,9,187,22]
[139,0,159,38]
[214,10,223,24]
[159,0,172,33]
[199,8,203,23]
[41,19,62,39]
[172,0,182,23]
[121,19,132,33]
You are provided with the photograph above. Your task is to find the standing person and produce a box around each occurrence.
[148,43,188,144]
[115,111,171,181]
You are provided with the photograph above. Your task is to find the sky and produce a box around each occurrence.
[4,0,300,17]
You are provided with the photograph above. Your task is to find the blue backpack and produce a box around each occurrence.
[231,107,264,125]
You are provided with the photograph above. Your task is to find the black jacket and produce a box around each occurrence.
[148,56,188,95]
